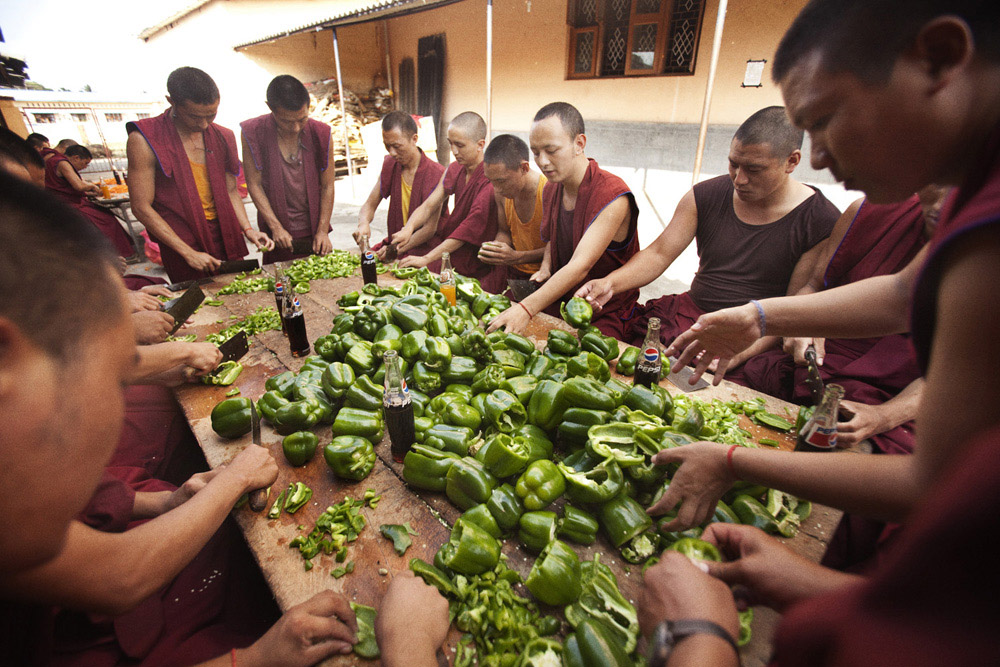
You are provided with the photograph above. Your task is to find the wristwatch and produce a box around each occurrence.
[647,619,739,666]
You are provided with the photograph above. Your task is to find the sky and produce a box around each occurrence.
[1,0,191,95]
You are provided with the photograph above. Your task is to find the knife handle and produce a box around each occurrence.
[804,344,817,363]
[248,487,270,512]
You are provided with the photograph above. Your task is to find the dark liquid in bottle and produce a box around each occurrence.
[385,402,415,462]
[275,292,287,336]
[361,252,378,285]
[634,365,660,388]
[285,313,311,357]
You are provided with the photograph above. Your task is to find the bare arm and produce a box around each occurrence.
[355,178,383,245]
[392,173,447,251]
[227,171,273,251]
[128,342,222,384]
[56,161,100,195]
[313,139,337,254]
[399,237,464,268]
[838,378,923,447]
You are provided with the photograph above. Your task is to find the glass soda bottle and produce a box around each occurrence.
[634,317,663,387]
[439,251,457,306]
[360,234,378,286]
[274,271,287,336]
[382,350,415,462]
[796,384,845,452]
[284,294,311,358]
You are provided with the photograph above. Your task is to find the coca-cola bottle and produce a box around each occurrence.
[634,317,663,387]
[382,350,415,462]
[796,384,845,452]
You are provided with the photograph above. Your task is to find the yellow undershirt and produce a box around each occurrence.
[189,159,217,220]
[400,176,413,226]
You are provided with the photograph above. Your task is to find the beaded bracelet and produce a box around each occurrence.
[749,299,767,337]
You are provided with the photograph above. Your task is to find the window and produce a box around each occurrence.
[104,112,123,122]
[71,113,88,122]
[33,113,56,123]
[566,0,706,79]
[136,113,150,119]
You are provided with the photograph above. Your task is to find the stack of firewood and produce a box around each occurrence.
[307,79,394,172]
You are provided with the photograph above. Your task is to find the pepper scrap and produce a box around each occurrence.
[586,423,646,467]
[288,495,367,569]
[210,397,252,438]
[349,602,380,660]
[438,518,501,575]
[564,554,640,655]
[380,523,417,556]
[525,539,582,606]
[515,460,565,511]
[560,297,593,329]
[324,435,377,481]
[402,444,460,491]
[201,360,243,386]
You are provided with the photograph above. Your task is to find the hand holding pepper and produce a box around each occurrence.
[574,277,615,313]
[648,442,737,531]
[378,571,449,667]
[486,304,530,335]
[239,590,358,665]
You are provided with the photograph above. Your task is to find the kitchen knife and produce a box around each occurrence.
[804,344,825,405]
[507,278,540,302]
[291,238,314,255]
[203,331,250,383]
[162,285,205,334]
[247,402,269,512]
[666,356,711,392]
[166,277,214,292]
[216,258,261,275]
[383,242,399,262]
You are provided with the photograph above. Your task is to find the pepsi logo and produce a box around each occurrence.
[643,347,659,362]
[401,378,409,393]
[364,251,374,260]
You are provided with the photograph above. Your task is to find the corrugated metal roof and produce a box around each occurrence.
[232,0,462,50]
[0,89,160,105]
[139,0,215,41]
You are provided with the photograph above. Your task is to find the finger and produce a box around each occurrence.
[713,357,732,382]
[703,559,745,587]
[294,613,358,648]
[302,640,354,663]
[815,339,826,365]
[301,591,359,634]
[690,353,714,385]
[673,337,702,369]
[646,484,682,518]
[651,445,689,466]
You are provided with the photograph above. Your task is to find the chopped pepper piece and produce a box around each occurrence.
[349,602,380,659]
[438,518,501,575]
[379,524,414,555]
[525,539,582,606]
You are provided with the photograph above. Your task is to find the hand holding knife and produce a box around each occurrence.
[247,402,271,512]
[804,344,825,406]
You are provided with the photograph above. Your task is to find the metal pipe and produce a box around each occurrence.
[332,27,356,198]
[692,0,728,185]
[383,20,393,93]
[486,0,493,139]
[639,167,667,230]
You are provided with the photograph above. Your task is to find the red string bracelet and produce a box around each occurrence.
[726,445,740,480]
[231,648,237,667]
[518,301,532,318]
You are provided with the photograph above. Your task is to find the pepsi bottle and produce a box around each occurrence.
[360,234,378,285]
[634,317,663,388]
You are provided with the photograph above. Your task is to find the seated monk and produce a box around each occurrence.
[241,75,335,264]
[394,111,506,293]
[41,138,78,163]
[354,111,447,260]
[480,134,547,283]
[577,106,840,347]
[487,102,640,338]
[44,144,136,257]
[0,127,46,186]
[25,132,49,153]
[127,66,273,282]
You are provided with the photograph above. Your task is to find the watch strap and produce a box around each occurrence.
[648,619,739,666]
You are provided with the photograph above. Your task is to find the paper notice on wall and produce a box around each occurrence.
[743,60,766,88]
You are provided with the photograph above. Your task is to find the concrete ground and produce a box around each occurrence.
[123,165,860,300]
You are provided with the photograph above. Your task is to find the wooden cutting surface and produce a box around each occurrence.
[172,266,842,667]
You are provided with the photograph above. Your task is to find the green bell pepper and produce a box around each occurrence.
[475,433,530,478]
[485,482,524,532]
[264,371,296,398]
[598,492,653,548]
[604,377,631,407]
[621,530,660,564]
[525,539,582,606]
[471,291,493,318]
[409,557,457,597]
[502,332,536,356]
[544,362,568,382]
[424,423,475,456]
[525,354,554,379]
[711,499,741,524]
[526,379,568,432]
[547,329,580,356]
[459,504,503,539]
[444,402,482,431]
[623,383,668,419]
[446,457,498,510]
[518,510,559,552]
[500,374,538,405]
[419,336,452,371]
[441,356,478,384]
[409,388,429,418]
[282,431,318,467]
[564,555,640,655]
[585,423,646,467]
[344,341,376,376]
[353,304,390,340]
[492,348,527,377]
[426,311,450,338]
[444,383,473,402]
[411,361,442,394]
[335,332,363,359]
[515,459,565,511]
[427,392,464,418]
[400,330,428,361]
[558,450,624,504]
[520,638,563,666]
[580,331,619,363]
[558,504,599,545]
[210,397,252,439]
[557,407,610,449]
[469,392,488,419]
[256,390,290,423]
[330,312,354,335]
[570,617,631,667]
[515,424,555,463]
[438,515,501,575]
[463,328,493,363]
[371,338,401,359]
[562,376,617,411]
[669,537,722,562]
[338,290,360,308]
[273,399,324,435]
[344,374,384,411]
[484,389,528,433]
[324,435,377,481]
[300,356,330,373]
[390,300,428,332]
[732,494,785,535]
[320,361,355,400]
[444,333,465,356]
[471,363,506,395]
[402,444,460,491]
[560,297,593,329]
[616,347,640,376]
[330,406,384,444]
[567,351,611,382]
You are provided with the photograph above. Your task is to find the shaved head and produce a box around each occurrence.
[533,102,585,140]
[382,110,418,136]
[449,111,487,142]
[55,139,78,151]
[733,106,803,158]
[485,134,530,170]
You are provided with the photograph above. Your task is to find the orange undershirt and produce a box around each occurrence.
[505,174,546,274]
[189,159,217,220]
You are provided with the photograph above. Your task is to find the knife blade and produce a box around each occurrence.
[166,277,214,292]
[216,330,249,363]
[216,258,261,275]
[247,402,269,512]
[383,242,399,262]
[507,279,540,302]
[163,285,205,334]
[290,238,314,255]
[666,357,711,392]
[804,344,825,405]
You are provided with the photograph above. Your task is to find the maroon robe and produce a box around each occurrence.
[43,153,135,257]
[541,158,640,339]
[627,291,707,349]
[127,110,247,282]
[40,146,60,161]
[241,114,331,264]
[372,151,447,258]
[437,160,506,293]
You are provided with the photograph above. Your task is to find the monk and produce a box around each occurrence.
[25,132,49,152]
[127,66,273,282]
[637,2,1000,665]
[577,106,839,348]
[487,102,640,338]
[0,127,45,185]
[480,134,547,283]
[241,74,335,264]
[354,111,447,260]
[394,111,506,293]
[44,144,136,257]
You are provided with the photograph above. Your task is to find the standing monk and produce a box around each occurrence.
[45,144,136,257]
[241,75,335,264]
[126,67,273,282]
[394,111,506,293]
[577,106,839,348]
[480,134,547,281]
[354,111,446,259]
[488,102,640,337]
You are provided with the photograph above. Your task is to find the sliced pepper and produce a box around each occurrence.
[349,602,380,660]
[564,555,640,654]
[515,459,565,511]
[402,444,461,491]
[380,524,414,555]
[585,423,646,467]
[476,433,531,478]
[438,517,501,575]
[324,435,377,481]
[484,389,528,433]
[525,539,582,606]
[558,504,599,545]
[446,457,498,510]
[518,510,559,552]
[598,492,653,548]
[558,450,624,504]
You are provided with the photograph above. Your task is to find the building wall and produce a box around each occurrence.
[0,99,28,135]
[15,103,162,154]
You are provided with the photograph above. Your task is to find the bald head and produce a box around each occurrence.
[55,139,78,152]
[449,111,487,142]
[485,134,530,170]
[733,106,803,158]
[533,102,585,140]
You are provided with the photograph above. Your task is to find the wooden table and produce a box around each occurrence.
[173,267,841,666]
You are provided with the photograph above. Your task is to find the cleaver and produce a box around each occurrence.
[804,344,825,406]
[203,331,250,381]
[507,278,540,302]
[162,285,205,334]
[216,258,261,275]
[290,238,314,255]
[166,277,214,292]
[666,356,711,393]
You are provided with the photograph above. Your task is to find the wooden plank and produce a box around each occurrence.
[172,268,841,665]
